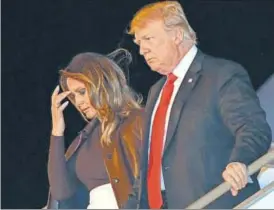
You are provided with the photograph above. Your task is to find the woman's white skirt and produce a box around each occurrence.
[87,183,119,209]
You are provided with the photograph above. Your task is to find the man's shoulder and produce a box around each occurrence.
[202,52,247,74]
[200,51,249,81]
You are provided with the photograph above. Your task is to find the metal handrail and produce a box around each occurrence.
[233,181,274,209]
[186,150,274,209]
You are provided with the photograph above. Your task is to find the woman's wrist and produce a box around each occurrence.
[51,130,64,136]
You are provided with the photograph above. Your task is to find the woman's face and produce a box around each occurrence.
[66,77,96,119]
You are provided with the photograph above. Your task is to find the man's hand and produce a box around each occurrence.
[222,162,248,196]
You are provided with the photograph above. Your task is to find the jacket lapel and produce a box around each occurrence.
[145,78,166,124]
[140,77,166,187]
[163,51,205,154]
[143,78,166,157]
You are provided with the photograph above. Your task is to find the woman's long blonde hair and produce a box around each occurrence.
[60,49,142,145]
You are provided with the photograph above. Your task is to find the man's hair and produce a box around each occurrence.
[129,1,197,44]
[60,49,142,145]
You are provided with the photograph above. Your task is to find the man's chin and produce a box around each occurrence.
[149,65,165,75]
[151,68,169,75]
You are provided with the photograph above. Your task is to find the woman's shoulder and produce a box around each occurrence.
[125,108,145,124]
[119,108,144,133]
[119,109,144,146]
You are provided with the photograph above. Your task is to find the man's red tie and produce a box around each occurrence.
[147,73,177,208]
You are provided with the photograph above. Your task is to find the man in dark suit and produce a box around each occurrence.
[126,1,272,209]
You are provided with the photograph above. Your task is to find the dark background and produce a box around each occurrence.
[2,0,274,208]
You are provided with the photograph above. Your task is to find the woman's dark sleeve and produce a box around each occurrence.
[47,135,78,200]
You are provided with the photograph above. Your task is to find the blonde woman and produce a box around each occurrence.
[45,50,144,209]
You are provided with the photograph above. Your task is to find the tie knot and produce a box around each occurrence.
[167,73,177,84]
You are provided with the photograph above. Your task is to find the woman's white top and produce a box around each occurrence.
[87,183,119,209]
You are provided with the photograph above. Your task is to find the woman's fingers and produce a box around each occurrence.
[51,85,60,102]
[51,85,70,108]
[59,101,69,112]
[55,91,71,106]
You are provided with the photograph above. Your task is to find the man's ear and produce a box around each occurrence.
[174,28,184,45]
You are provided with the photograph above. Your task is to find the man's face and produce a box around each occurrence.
[134,20,180,75]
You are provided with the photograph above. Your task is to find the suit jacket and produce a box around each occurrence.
[128,50,272,209]
[45,109,144,209]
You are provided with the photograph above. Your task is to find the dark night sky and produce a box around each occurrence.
[2,0,274,208]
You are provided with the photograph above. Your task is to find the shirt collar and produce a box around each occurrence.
[172,45,198,79]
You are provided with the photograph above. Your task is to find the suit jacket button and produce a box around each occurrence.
[113,178,119,183]
[164,166,170,171]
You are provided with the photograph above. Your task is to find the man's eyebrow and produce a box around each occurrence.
[133,34,149,44]
[133,32,152,45]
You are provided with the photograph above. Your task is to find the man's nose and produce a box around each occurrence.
[139,43,149,56]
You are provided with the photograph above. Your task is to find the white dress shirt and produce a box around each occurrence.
[148,45,198,190]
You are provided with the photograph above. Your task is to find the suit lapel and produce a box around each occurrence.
[145,78,166,122]
[143,78,166,155]
[163,51,205,154]
[141,77,166,183]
